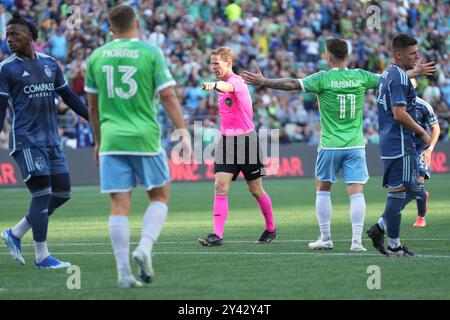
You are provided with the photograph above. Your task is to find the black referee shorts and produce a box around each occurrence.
[213,131,266,181]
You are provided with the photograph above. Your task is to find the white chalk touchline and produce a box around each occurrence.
[1,251,450,259]
[14,238,450,247]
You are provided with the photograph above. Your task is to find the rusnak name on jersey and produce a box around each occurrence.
[330,80,362,88]
[23,82,55,98]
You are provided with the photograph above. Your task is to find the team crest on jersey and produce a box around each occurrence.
[44,65,53,78]
[34,157,46,171]
[225,97,232,107]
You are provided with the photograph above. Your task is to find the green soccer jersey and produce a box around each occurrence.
[299,68,380,149]
[85,38,175,155]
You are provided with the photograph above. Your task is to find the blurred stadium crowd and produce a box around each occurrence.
[0,0,449,150]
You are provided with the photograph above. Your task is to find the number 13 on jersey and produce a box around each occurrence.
[102,65,138,99]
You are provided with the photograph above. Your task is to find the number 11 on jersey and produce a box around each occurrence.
[337,94,356,119]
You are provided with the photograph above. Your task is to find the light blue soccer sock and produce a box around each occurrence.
[139,201,168,253]
[385,191,406,244]
[109,215,131,273]
[316,191,332,240]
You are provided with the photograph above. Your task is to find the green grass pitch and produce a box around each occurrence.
[1,175,450,300]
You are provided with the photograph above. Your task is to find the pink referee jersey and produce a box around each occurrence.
[218,73,255,136]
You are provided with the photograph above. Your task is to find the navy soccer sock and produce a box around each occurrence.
[403,184,424,210]
[48,173,72,216]
[416,188,427,217]
[384,192,406,240]
[26,187,52,242]
[48,192,71,216]
[402,190,415,208]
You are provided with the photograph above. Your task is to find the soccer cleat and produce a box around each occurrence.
[255,229,278,244]
[350,240,367,252]
[367,223,387,255]
[117,269,143,289]
[35,255,71,269]
[308,237,333,250]
[1,229,25,265]
[198,233,223,247]
[425,191,430,214]
[132,246,155,283]
[387,245,415,257]
[413,216,426,227]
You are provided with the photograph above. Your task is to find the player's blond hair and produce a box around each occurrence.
[211,47,233,64]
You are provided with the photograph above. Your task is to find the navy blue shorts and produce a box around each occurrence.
[382,154,420,189]
[12,146,69,182]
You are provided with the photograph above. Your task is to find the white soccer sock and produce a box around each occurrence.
[35,241,49,264]
[139,201,168,253]
[316,191,332,240]
[349,193,366,243]
[377,217,386,232]
[388,237,401,249]
[108,215,131,272]
[11,217,31,239]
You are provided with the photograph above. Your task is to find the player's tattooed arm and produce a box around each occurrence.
[407,57,437,78]
[240,66,300,91]
[262,78,301,91]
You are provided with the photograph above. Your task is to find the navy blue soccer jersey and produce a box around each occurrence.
[415,97,438,154]
[0,52,68,155]
[376,64,417,159]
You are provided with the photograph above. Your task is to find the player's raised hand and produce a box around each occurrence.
[414,57,437,77]
[202,82,217,91]
[240,66,266,86]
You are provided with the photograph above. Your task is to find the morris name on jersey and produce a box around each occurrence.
[102,48,140,59]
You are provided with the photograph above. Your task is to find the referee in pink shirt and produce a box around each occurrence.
[198,47,277,246]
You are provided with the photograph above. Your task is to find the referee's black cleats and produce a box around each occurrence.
[199,233,223,247]
[255,229,277,244]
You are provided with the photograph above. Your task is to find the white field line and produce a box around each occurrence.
[1,251,450,259]
[14,238,450,247]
